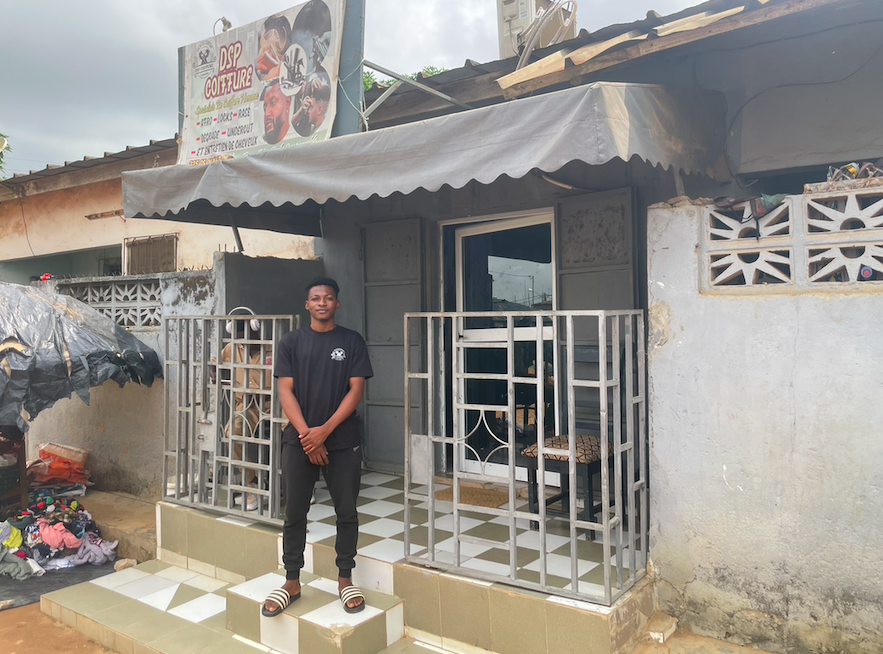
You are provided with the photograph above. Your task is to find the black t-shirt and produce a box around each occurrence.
[274,325,373,450]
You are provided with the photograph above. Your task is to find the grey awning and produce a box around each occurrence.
[123,82,725,227]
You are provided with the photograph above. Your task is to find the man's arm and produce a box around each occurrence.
[279,377,329,465]
[278,377,309,435]
[299,377,365,453]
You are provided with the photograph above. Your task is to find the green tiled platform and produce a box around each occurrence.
[45,471,654,654]
[42,562,262,654]
[42,561,407,654]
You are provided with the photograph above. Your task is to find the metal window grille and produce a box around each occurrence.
[404,310,648,606]
[162,315,297,523]
[125,234,178,275]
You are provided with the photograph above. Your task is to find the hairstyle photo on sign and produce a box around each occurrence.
[290,66,331,137]
[292,0,333,71]
[261,82,292,144]
[280,43,309,97]
[256,13,292,81]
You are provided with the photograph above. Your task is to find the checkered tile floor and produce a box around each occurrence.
[46,560,423,654]
[90,561,233,626]
[307,471,644,598]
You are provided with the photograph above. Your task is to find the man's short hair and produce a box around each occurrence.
[312,84,331,103]
[306,276,340,298]
[260,80,282,101]
[293,1,332,36]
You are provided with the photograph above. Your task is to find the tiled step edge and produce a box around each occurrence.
[226,568,405,654]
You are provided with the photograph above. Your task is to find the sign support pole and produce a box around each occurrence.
[332,0,366,137]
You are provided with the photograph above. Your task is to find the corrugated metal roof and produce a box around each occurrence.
[364,0,852,126]
[2,137,178,185]
[364,0,756,100]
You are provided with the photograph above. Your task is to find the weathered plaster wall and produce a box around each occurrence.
[0,177,315,277]
[646,204,883,653]
[26,270,220,499]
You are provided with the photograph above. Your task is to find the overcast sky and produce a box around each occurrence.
[0,0,697,175]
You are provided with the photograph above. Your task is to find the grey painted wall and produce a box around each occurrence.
[587,4,883,177]
[26,270,219,498]
[221,252,324,327]
[646,203,883,653]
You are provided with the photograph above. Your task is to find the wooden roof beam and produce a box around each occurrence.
[503,0,859,99]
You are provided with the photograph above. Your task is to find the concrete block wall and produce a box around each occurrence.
[646,201,883,653]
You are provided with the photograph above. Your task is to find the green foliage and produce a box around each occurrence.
[419,66,447,78]
[363,65,448,91]
[363,70,378,91]
[0,132,10,179]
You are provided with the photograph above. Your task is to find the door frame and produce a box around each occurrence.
[439,208,557,479]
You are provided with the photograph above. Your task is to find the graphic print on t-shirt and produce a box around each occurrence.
[331,348,346,361]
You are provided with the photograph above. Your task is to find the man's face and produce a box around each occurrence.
[263,86,291,143]
[308,99,329,128]
[305,285,339,322]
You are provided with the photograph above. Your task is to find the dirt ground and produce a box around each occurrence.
[0,604,110,654]
[632,630,770,654]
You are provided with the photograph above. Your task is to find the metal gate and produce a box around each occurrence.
[404,310,647,605]
[163,314,296,523]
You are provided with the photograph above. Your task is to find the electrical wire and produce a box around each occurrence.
[722,36,883,185]
[18,198,36,257]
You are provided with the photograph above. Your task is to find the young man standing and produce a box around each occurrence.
[264,277,373,617]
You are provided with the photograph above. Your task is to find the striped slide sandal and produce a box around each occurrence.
[339,585,366,614]
[262,588,300,617]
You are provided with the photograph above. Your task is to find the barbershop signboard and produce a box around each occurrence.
[178,1,343,166]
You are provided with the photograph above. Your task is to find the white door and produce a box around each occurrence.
[453,212,557,480]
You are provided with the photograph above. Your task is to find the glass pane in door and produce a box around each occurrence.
[457,221,554,471]
[461,222,554,331]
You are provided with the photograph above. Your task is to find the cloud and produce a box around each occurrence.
[0,0,698,174]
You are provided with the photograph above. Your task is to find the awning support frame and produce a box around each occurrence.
[364,60,473,112]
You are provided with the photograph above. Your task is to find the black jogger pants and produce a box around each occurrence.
[281,440,361,580]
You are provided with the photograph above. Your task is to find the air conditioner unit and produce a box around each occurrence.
[497,0,577,60]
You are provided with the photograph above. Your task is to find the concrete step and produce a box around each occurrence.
[646,611,678,644]
[84,490,158,562]
[226,569,405,654]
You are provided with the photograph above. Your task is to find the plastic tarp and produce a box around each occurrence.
[0,283,162,432]
[122,82,726,223]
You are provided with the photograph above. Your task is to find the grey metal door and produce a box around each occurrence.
[361,219,423,472]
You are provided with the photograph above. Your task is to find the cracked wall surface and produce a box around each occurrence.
[646,204,883,654]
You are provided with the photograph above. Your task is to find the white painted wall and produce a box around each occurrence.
[646,202,883,653]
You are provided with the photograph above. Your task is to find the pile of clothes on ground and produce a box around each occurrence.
[0,495,118,580]
[0,443,116,581]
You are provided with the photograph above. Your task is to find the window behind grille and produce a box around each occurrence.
[125,234,177,274]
